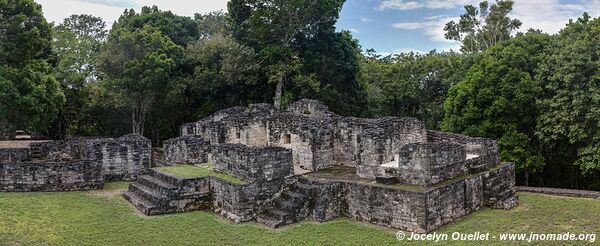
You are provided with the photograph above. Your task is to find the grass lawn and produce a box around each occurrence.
[156,164,245,184]
[0,184,599,245]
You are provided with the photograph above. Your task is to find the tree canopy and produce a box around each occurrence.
[444,0,522,53]
[535,14,600,174]
[442,31,550,182]
[0,0,64,131]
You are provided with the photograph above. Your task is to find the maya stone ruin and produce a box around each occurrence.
[0,99,517,233]
[126,99,518,233]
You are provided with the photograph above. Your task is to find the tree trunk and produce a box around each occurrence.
[273,75,284,110]
[524,170,529,186]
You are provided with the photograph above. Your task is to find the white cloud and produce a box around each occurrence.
[392,15,455,42]
[378,0,478,11]
[511,0,600,34]
[75,0,139,8]
[361,17,373,22]
[38,0,228,27]
[390,0,600,45]
[391,22,429,30]
[378,0,424,11]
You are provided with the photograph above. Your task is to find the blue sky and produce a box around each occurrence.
[336,0,600,54]
[38,0,600,54]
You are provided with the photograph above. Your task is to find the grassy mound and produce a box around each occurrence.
[0,183,598,245]
[156,164,245,185]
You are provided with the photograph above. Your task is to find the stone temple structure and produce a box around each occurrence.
[124,99,517,233]
[0,134,151,192]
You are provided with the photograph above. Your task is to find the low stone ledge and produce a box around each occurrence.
[518,186,600,199]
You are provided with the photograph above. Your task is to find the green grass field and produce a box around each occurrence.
[0,183,598,245]
[156,164,246,184]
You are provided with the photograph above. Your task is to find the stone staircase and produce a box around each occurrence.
[256,180,319,228]
[123,169,210,215]
[29,145,43,161]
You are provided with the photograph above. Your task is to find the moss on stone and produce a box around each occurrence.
[157,164,246,185]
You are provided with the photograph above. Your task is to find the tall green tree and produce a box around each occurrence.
[228,0,346,109]
[194,11,230,39]
[536,14,600,175]
[175,36,260,121]
[442,31,551,184]
[52,14,107,137]
[0,0,64,132]
[444,0,522,54]
[113,5,199,46]
[97,25,183,134]
[359,51,469,128]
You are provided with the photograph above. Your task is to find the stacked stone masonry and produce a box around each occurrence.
[132,99,518,233]
[0,134,151,192]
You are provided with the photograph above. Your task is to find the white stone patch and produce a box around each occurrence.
[380,154,399,168]
[467,154,479,160]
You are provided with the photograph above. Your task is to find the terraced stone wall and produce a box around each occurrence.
[391,142,467,186]
[163,135,210,164]
[212,144,292,182]
[0,159,103,192]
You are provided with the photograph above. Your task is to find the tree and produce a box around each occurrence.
[228,0,346,109]
[442,31,551,184]
[536,14,600,174]
[444,0,522,54]
[97,25,183,134]
[296,30,366,116]
[358,50,469,128]
[0,0,64,132]
[172,36,260,122]
[52,14,107,137]
[194,11,231,39]
[113,5,199,46]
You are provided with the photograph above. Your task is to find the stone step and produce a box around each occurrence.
[256,214,284,228]
[123,191,158,216]
[275,200,298,211]
[256,208,293,228]
[137,175,178,196]
[294,182,318,191]
[128,182,168,206]
[282,191,308,203]
[148,169,182,186]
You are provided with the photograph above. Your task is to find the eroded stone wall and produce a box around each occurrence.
[483,162,517,209]
[164,135,210,164]
[389,142,467,186]
[211,179,283,223]
[0,148,30,162]
[28,134,151,181]
[212,144,292,182]
[0,160,103,192]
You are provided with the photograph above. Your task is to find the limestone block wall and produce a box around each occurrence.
[344,182,428,232]
[286,99,335,117]
[393,142,467,186]
[293,162,515,233]
[92,134,151,181]
[483,162,517,209]
[0,148,30,162]
[268,114,336,174]
[32,134,151,181]
[335,117,427,179]
[225,118,269,147]
[212,144,292,182]
[427,130,499,172]
[425,180,466,230]
[163,135,210,164]
[211,179,284,223]
[0,159,103,192]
